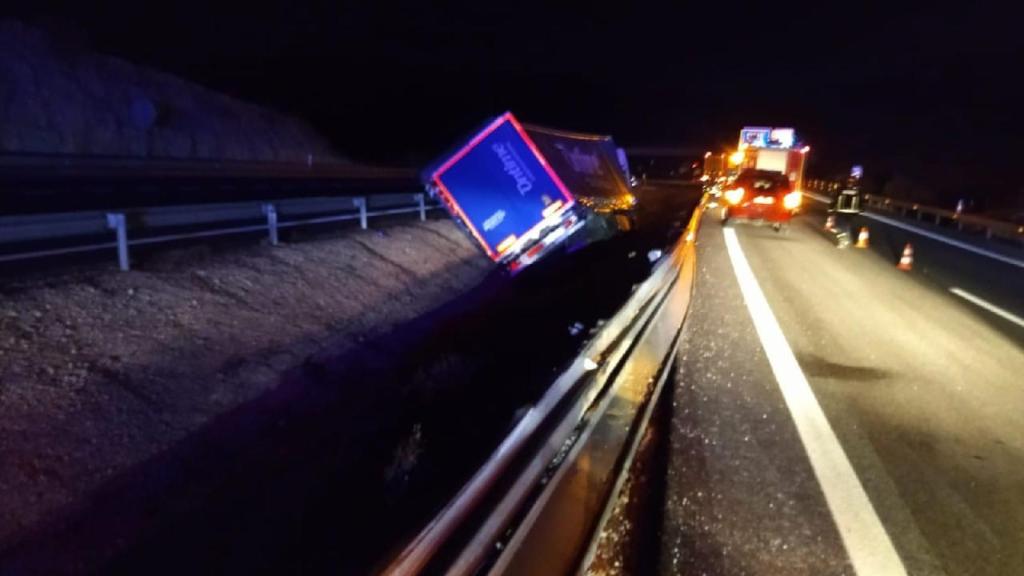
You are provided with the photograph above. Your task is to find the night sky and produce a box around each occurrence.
[14,3,1024,208]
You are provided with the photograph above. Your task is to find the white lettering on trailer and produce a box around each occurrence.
[555,143,603,175]
[483,209,506,232]
[492,142,536,194]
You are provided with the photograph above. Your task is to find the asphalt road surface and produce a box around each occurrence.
[659,203,1024,575]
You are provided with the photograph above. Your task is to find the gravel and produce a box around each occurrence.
[0,218,489,549]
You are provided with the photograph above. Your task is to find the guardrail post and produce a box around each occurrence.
[106,213,129,271]
[262,203,279,246]
[934,213,941,225]
[414,193,426,221]
[985,227,993,240]
[354,197,367,229]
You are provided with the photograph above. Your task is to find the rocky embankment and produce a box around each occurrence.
[0,219,489,550]
[0,20,335,162]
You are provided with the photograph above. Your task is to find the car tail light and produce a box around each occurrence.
[783,190,803,210]
[724,187,745,205]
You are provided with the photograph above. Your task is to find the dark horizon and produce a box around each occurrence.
[10,3,1024,209]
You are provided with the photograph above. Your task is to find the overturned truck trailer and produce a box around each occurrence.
[424,112,635,272]
[522,122,636,248]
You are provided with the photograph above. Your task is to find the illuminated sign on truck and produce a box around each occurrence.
[740,126,797,150]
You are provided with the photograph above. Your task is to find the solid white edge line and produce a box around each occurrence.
[862,212,1024,270]
[804,191,1024,270]
[722,226,907,576]
[949,287,1024,329]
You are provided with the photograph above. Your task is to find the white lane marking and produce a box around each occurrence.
[950,287,1024,329]
[803,192,1024,270]
[862,212,1024,270]
[723,227,908,576]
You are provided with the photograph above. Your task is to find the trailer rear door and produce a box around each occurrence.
[430,113,575,260]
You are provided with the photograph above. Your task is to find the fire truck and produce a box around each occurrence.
[716,127,809,229]
[733,126,808,192]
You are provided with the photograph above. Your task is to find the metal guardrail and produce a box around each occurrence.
[806,179,1024,245]
[0,193,440,271]
[383,197,705,575]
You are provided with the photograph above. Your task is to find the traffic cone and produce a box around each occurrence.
[897,243,913,271]
[825,214,835,231]
[855,227,870,248]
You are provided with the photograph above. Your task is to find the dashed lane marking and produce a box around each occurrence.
[950,287,1024,329]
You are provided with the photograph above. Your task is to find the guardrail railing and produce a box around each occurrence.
[0,193,439,271]
[383,197,705,575]
[806,179,1024,246]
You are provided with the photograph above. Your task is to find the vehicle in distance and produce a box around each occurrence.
[719,169,802,230]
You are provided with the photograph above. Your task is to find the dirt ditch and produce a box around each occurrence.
[0,218,489,555]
